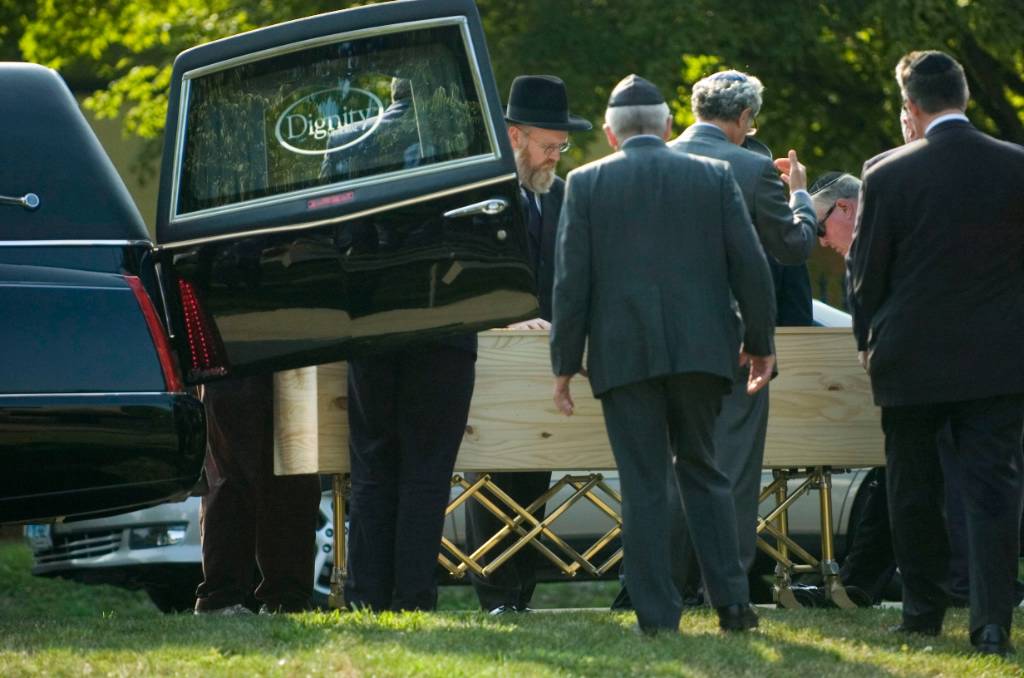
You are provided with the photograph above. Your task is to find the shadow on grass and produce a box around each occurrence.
[768,606,1024,660]
[345,610,906,676]
[0,607,916,676]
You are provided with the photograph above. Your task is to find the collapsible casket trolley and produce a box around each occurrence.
[275,327,883,609]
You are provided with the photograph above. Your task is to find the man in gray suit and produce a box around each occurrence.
[664,70,819,602]
[550,74,776,634]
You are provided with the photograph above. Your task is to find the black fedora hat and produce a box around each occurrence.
[505,75,592,132]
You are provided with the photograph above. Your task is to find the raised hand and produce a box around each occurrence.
[773,150,807,192]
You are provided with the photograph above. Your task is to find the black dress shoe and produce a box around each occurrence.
[971,624,1013,657]
[716,604,759,632]
[679,585,704,610]
[889,622,941,637]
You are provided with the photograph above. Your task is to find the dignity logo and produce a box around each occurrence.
[274,86,385,156]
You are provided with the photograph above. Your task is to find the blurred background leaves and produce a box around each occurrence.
[5,0,1024,304]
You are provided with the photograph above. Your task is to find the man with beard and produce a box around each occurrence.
[464,75,592,615]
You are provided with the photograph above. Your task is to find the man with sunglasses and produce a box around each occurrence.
[657,69,819,606]
[464,75,592,615]
[811,172,861,258]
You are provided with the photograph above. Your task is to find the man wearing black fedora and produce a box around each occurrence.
[464,74,591,615]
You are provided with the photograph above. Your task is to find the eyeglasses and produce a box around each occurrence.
[817,201,838,237]
[520,128,571,156]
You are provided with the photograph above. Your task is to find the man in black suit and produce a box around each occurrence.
[194,375,321,615]
[847,50,1024,656]
[464,75,591,615]
[551,74,775,634]
[663,70,818,602]
[320,77,478,612]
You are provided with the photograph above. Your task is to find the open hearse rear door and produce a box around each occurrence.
[154,0,536,384]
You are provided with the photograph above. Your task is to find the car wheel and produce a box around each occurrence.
[843,469,880,557]
[311,587,330,610]
[144,570,203,613]
[145,584,197,613]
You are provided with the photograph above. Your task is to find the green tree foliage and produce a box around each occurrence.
[473,0,1024,176]
[14,0,1024,179]
[0,0,35,60]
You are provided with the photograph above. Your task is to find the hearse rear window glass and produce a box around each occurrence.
[175,21,494,217]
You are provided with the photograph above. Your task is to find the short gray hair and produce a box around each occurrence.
[811,173,861,213]
[691,70,764,122]
[604,102,670,140]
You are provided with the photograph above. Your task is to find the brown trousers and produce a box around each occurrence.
[194,373,321,612]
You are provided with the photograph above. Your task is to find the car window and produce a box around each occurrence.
[173,20,495,219]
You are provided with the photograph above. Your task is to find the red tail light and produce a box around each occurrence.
[125,275,184,392]
[177,278,229,381]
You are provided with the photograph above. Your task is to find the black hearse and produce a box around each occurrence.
[1,0,533,524]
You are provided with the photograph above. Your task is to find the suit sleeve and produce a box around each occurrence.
[769,259,814,327]
[549,171,591,376]
[722,168,776,356]
[751,158,817,265]
[846,165,891,351]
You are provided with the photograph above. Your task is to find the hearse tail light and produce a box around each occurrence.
[125,275,184,392]
[177,278,229,381]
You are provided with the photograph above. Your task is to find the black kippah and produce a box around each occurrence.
[810,171,844,195]
[912,51,956,75]
[608,74,664,107]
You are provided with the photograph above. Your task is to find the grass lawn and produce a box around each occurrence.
[2,540,1023,676]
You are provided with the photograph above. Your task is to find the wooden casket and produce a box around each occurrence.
[273,327,884,475]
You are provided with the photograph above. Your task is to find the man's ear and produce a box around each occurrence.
[508,124,522,148]
[839,197,858,221]
[603,123,619,150]
[661,116,673,141]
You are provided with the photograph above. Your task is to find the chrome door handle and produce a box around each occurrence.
[443,197,508,219]
[0,193,40,210]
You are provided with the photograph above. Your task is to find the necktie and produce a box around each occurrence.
[523,189,542,274]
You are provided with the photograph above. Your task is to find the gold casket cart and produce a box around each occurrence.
[274,327,883,609]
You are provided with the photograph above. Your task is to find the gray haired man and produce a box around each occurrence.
[550,74,775,634]
[810,172,861,258]
[661,70,818,605]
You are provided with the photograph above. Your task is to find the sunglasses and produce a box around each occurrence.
[818,202,838,237]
